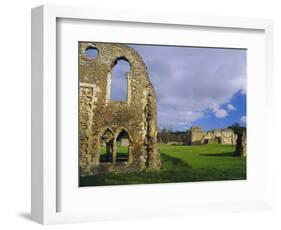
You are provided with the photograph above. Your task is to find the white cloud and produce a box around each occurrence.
[240,116,246,124]
[209,103,228,118]
[213,108,228,118]
[227,104,237,111]
[157,110,204,130]
[130,45,246,130]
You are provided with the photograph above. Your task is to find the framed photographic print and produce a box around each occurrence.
[31,5,274,225]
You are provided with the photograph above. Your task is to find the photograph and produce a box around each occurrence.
[27,2,276,226]
[79,42,247,187]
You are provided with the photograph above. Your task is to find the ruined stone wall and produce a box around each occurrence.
[190,126,205,145]
[79,42,161,176]
[120,138,129,146]
[188,126,237,145]
[203,129,237,145]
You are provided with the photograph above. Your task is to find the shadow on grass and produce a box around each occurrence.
[160,152,192,170]
[80,153,192,186]
[170,144,189,146]
[200,151,238,157]
[80,152,246,187]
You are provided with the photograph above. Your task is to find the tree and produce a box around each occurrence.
[228,123,246,135]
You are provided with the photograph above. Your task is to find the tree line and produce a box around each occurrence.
[157,128,187,143]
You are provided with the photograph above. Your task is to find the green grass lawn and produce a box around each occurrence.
[80,144,246,186]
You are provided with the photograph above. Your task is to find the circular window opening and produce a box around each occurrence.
[85,47,98,59]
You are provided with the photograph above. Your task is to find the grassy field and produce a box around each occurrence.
[80,144,246,186]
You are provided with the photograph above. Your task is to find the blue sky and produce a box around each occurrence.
[111,44,247,131]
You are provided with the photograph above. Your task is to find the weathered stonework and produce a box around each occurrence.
[187,126,237,145]
[79,42,161,176]
[187,126,205,145]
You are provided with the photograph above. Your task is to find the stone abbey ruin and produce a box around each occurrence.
[185,126,246,156]
[186,126,237,145]
[79,42,247,177]
[79,42,161,176]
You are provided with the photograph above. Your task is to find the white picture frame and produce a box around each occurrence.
[31,4,274,225]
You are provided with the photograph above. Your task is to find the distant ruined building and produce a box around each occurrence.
[79,42,161,176]
[186,126,237,145]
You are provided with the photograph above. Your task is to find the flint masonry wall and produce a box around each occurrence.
[79,42,161,176]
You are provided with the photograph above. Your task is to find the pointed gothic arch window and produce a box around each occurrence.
[99,128,114,163]
[116,129,130,162]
